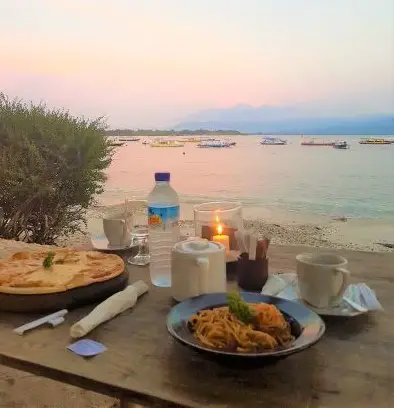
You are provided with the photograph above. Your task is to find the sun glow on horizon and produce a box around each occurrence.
[1,0,393,127]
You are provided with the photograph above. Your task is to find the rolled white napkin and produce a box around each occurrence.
[70,280,149,338]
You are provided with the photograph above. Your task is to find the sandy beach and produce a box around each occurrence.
[58,202,394,253]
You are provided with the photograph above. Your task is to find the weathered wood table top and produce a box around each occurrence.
[0,243,393,407]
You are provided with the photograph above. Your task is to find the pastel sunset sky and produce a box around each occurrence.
[1,0,393,127]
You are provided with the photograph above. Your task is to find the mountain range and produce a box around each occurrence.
[174,105,394,135]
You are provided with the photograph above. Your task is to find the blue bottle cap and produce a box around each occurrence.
[155,172,170,182]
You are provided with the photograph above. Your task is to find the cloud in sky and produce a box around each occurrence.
[1,0,393,127]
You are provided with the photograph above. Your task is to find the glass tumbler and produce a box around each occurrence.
[193,201,243,251]
[126,199,150,266]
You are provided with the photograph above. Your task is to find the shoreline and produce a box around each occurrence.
[57,202,394,253]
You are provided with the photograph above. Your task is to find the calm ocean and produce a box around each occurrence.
[101,136,394,220]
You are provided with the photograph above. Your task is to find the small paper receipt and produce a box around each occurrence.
[67,339,107,357]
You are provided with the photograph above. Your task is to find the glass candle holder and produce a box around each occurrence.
[193,201,243,251]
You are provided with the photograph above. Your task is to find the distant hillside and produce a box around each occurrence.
[105,129,242,136]
[174,105,394,135]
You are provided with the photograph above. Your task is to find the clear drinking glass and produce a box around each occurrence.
[193,201,243,237]
[126,199,150,266]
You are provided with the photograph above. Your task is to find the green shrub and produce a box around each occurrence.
[0,93,113,244]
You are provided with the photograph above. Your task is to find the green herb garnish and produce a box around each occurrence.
[227,291,255,324]
[43,251,55,269]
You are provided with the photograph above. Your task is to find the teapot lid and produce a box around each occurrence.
[174,238,224,254]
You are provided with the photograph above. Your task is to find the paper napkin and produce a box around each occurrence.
[67,339,107,357]
[261,273,297,297]
[70,280,149,338]
[357,282,383,311]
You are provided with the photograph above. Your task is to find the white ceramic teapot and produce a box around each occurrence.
[171,238,226,302]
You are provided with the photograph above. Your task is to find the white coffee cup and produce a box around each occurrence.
[296,253,350,308]
[171,238,226,302]
[103,212,132,248]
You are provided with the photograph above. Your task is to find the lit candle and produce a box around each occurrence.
[212,224,230,252]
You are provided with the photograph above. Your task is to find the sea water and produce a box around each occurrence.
[102,136,394,221]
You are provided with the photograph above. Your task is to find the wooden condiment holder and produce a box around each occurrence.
[236,236,270,292]
[236,253,269,292]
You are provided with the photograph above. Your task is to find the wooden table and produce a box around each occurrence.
[0,244,394,407]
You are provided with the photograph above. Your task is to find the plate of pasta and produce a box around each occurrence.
[167,291,325,359]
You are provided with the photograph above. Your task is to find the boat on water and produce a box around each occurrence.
[177,136,202,143]
[333,140,349,149]
[150,139,184,147]
[107,137,125,147]
[301,137,334,146]
[260,137,287,145]
[197,139,232,148]
[359,138,393,145]
[119,136,140,142]
[142,139,150,145]
[225,139,236,146]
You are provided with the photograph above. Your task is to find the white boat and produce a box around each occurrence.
[107,137,125,147]
[260,137,287,145]
[224,138,237,146]
[197,139,232,148]
[333,140,349,149]
[119,136,140,142]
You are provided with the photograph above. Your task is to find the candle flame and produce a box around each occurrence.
[217,224,223,235]
[215,215,220,223]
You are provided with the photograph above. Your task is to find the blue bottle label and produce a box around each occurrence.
[148,205,180,226]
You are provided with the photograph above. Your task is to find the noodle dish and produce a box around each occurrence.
[167,291,325,359]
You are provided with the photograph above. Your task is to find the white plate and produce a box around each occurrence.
[277,284,366,317]
[90,235,136,252]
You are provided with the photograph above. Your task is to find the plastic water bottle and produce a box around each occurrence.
[148,172,180,287]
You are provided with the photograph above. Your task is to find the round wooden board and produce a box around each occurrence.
[0,269,129,313]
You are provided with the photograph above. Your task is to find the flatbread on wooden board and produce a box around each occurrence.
[0,248,124,294]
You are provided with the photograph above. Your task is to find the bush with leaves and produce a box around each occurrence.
[0,93,113,244]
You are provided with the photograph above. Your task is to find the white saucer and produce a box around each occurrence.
[90,235,136,252]
[277,283,366,317]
